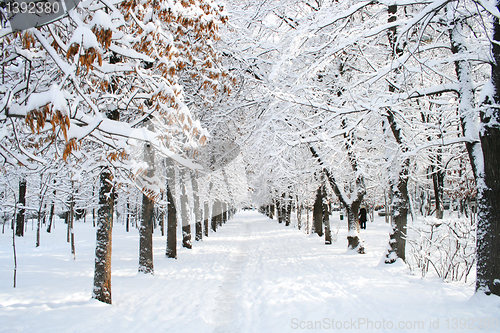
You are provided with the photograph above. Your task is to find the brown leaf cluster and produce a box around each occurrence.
[92,27,113,50]
[22,32,35,49]
[25,103,70,140]
[66,43,103,72]
[63,138,78,161]
[107,150,128,162]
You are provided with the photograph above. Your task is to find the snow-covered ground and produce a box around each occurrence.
[1,210,499,332]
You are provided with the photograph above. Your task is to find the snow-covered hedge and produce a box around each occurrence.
[406,216,476,284]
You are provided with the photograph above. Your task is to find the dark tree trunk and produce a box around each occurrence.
[285,197,291,226]
[217,201,223,227]
[297,203,302,230]
[306,207,310,233]
[92,186,96,228]
[269,204,274,219]
[476,4,500,296]
[195,218,202,241]
[126,201,130,233]
[139,191,154,273]
[69,190,75,260]
[47,193,55,233]
[159,192,165,236]
[166,160,177,259]
[385,178,408,263]
[276,199,282,223]
[384,110,409,263]
[222,202,228,224]
[431,154,444,219]
[323,191,332,245]
[15,178,26,237]
[211,200,218,232]
[191,177,202,241]
[385,4,408,264]
[92,167,114,304]
[313,187,324,236]
[281,194,287,225]
[139,133,155,273]
[166,184,177,259]
[204,202,209,237]
[36,216,41,246]
[180,170,191,249]
[346,201,362,251]
[47,184,56,233]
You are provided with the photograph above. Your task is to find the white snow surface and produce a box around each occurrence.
[1,211,499,332]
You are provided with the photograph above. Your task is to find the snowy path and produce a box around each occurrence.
[213,220,252,332]
[1,210,500,332]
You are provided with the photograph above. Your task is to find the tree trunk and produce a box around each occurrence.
[297,203,302,230]
[211,200,218,232]
[323,190,332,245]
[92,186,96,228]
[306,206,310,233]
[139,130,155,273]
[448,10,483,182]
[126,201,130,233]
[180,169,192,249]
[217,200,223,227]
[92,167,114,304]
[281,194,287,225]
[384,4,408,263]
[346,201,363,251]
[159,192,165,236]
[139,191,154,273]
[166,160,177,259]
[276,199,282,223]
[476,3,500,296]
[47,191,55,233]
[204,202,209,237]
[269,203,274,219]
[313,187,323,236]
[68,188,75,260]
[285,196,291,226]
[385,175,408,263]
[36,211,41,247]
[15,178,26,237]
[191,176,202,241]
[431,156,444,219]
[222,202,228,224]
